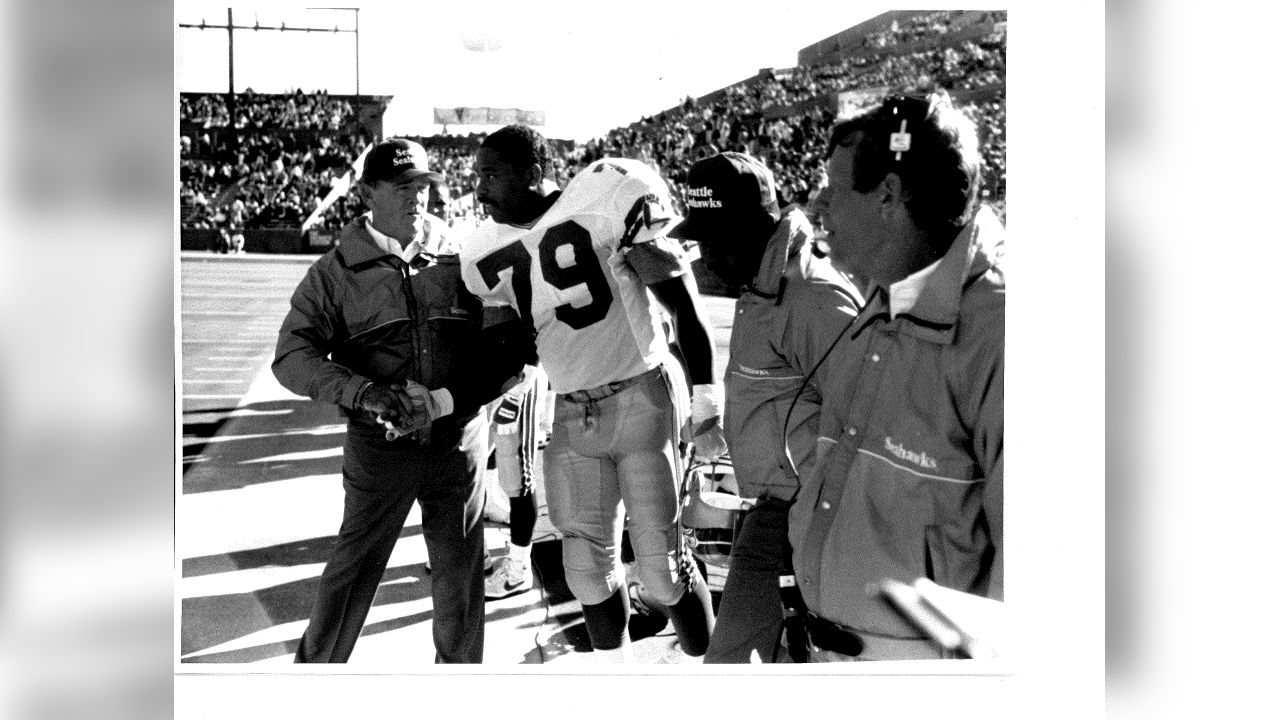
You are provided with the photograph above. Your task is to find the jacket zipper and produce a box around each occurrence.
[399,261,424,383]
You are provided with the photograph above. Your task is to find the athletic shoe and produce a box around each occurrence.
[484,556,532,599]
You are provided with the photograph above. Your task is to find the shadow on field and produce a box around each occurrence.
[180,524,436,660]
[182,398,345,492]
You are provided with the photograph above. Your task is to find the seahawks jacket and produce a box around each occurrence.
[273,214,532,449]
[723,208,863,501]
[788,207,1005,638]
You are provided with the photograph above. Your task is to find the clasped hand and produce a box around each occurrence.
[360,381,436,441]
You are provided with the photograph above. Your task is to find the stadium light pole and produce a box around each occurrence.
[180,8,363,152]
[226,8,235,149]
[179,8,362,96]
[307,7,361,97]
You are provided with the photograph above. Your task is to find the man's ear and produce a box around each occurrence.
[879,173,908,220]
[524,163,545,191]
[353,181,371,204]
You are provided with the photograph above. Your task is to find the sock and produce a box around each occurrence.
[665,574,716,657]
[591,643,635,664]
[509,494,536,547]
[581,587,631,651]
[507,541,531,567]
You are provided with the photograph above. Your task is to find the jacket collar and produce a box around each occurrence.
[865,206,1005,345]
[336,214,456,268]
[742,208,815,303]
[336,215,397,268]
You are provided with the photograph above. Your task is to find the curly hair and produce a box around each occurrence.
[481,124,552,176]
[826,90,981,232]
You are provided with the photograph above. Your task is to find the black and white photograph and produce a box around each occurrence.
[176,2,1010,670]
[20,0,1277,716]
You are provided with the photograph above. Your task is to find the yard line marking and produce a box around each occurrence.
[182,425,345,445]
[181,292,297,299]
[182,407,292,418]
[240,446,343,464]
[183,394,245,400]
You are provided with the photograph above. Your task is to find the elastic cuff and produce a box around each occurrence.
[346,378,373,409]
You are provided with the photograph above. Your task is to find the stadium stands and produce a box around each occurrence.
[179,11,1006,251]
[179,90,387,250]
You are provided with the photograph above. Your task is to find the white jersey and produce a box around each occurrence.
[461,158,687,394]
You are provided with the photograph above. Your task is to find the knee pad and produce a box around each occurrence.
[561,536,624,606]
[630,527,702,607]
[631,554,683,606]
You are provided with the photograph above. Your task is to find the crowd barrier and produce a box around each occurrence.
[180,228,332,254]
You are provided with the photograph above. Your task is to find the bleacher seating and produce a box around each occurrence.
[178,90,381,240]
[179,10,1006,245]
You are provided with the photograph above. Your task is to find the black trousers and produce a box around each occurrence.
[704,500,791,663]
[294,417,488,663]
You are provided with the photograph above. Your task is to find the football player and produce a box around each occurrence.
[460,125,725,662]
[484,363,552,600]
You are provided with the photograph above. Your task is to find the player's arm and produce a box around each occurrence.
[645,266,726,459]
[616,163,726,456]
[616,168,718,386]
[647,273,716,386]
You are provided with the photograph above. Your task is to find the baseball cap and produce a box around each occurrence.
[667,151,780,241]
[361,137,445,185]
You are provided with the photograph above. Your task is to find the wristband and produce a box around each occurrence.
[402,381,454,419]
[691,383,723,423]
[429,388,454,418]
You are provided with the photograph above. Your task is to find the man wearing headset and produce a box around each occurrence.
[790,90,1004,661]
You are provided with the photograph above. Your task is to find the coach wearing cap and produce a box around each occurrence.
[668,152,863,663]
[274,137,534,663]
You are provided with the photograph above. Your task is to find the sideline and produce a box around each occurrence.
[180,251,322,263]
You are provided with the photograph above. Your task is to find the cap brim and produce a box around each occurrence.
[666,217,701,241]
[391,168,446,184]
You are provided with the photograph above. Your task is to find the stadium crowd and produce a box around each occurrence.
[181,88,356,130]
[179,11,1006,242]
[179,88,373,235]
